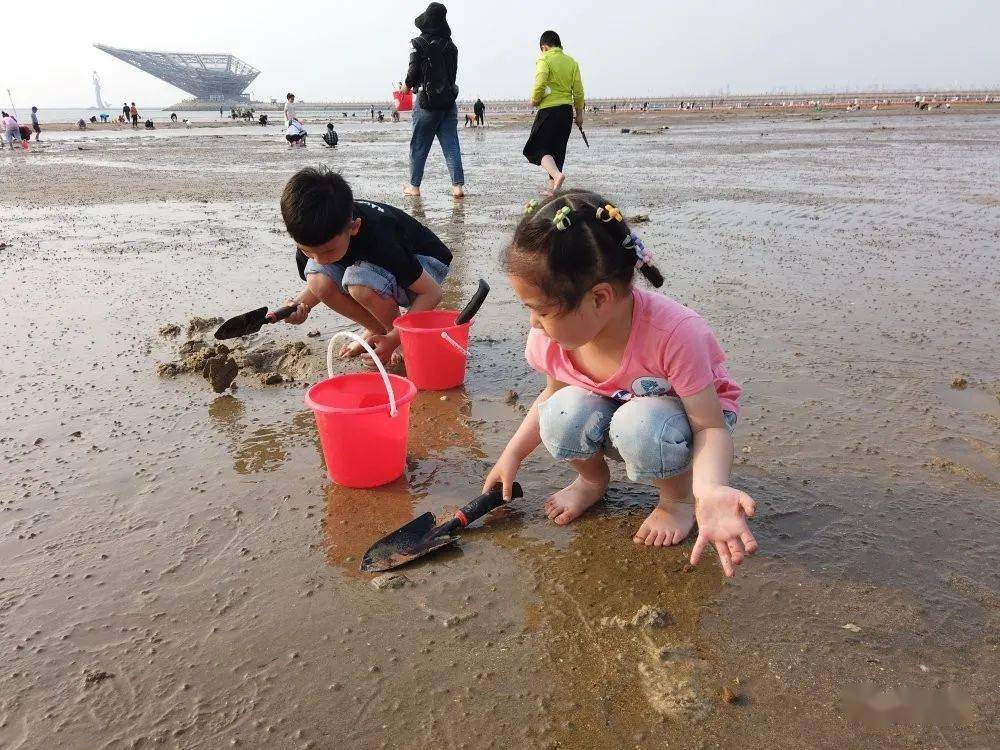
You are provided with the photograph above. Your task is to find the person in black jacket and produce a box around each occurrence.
[402,2,465,198]
[474,98,485,126]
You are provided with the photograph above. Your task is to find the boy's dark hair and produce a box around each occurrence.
[539,30,562,48]
[503,190,664,312]
[286,92,295,100]
[280,168,354,246]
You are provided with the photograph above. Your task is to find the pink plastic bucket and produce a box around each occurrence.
[304,332,418,488]
[394,310,471,391]
[305,372,417,488]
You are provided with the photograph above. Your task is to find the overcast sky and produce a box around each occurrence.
[6,0,998,108]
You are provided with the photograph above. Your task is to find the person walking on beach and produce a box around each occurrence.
[284,93,299,127]
[130,102,139,129]
[522,30,584,192]
[123,102,130,122]
[474,97,485,126]
[30,107,41,141]
[403,2,464,199]
[370,105,375,121]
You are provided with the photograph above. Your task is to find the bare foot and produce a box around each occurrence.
[452,185,465,198]
[551,171,565,191]
[544,474,608,525]
[339,330,377,359]
[403,185,421,197]
[633,501,695,547]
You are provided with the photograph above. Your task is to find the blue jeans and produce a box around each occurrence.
[409,101,464,187]
[304,255,450,307]
[538,386,737,483]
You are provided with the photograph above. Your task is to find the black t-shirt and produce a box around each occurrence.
[295,200,451,288]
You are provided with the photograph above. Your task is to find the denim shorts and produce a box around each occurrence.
[304,254,449,307]
[537,385,737,483]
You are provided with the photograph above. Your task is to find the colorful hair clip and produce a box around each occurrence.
[553,206,573,231]
[596,204,623,223]
[523,199,539,216]
[625,232,654,268]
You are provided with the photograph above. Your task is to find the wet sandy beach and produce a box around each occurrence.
[1,108,998,749]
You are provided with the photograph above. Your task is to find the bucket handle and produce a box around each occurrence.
[440,331,470,358]
[327,332,399,417]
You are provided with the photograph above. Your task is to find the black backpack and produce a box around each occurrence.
[414,36,458,109]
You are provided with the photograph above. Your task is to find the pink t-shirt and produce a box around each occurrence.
[525,287,741,415]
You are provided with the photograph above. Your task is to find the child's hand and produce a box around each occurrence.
[482,452,522,502]
[279,300,310,325]
[690,485,758,578]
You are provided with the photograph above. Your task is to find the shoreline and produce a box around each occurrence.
[25,101,1000,134]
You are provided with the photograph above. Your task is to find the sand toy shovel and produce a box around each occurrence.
[214,303,298,340]
[361,482,523,572]
[454,278,490,325]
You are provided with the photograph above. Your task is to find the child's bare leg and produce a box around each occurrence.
[347,285,401,365]
[540,155,565,191]
[544,452,610,526]
[633,470,695,547]
[305,274,386,357]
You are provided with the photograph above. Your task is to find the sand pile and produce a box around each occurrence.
[156,318,323,392]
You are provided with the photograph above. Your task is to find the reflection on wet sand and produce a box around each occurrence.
[208,395,317,474]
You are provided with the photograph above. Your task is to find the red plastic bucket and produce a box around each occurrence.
[305,332,418,488]
[394,310,471,391]
[392,91,414,112]
[305,372,417,488]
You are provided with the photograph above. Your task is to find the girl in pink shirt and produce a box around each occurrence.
[483,190,757,577]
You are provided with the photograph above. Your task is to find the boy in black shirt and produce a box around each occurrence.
[277,167,451,366]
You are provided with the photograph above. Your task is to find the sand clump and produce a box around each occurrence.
[155,318,322,391]
[600,604,670,629]
[186,316,223,337]
[639,640,714,723]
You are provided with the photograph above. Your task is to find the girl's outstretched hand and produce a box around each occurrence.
[482,452,523,502]
[690,485,758,577]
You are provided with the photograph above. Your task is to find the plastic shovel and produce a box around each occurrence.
[361,482,523,572]
[454,278,490,325]
[214,303,298,340]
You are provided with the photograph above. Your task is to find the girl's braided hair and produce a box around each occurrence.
[502,190,663,312]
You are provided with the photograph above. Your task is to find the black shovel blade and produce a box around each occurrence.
[361,511,457,572]
[215,307,269,340]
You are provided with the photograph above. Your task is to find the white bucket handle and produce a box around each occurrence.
[440,331,470,358]
[327,332,398,417]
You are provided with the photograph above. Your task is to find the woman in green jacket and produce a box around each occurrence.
[522,30,584,191]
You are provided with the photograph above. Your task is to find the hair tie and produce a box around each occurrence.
[523,199,539,216]
[624,232,653,268]
[595,203,623,223]
[553,206,573,231]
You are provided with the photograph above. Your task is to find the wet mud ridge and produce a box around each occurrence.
[156,316,324,392]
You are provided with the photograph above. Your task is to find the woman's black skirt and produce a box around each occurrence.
[523,104,573,170]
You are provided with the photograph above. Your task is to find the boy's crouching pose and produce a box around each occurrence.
[278,167,452,366]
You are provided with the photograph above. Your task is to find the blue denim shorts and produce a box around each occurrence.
[538,386,737,483]
[304,254,449,307]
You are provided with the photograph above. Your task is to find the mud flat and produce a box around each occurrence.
[1,108,998,748]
